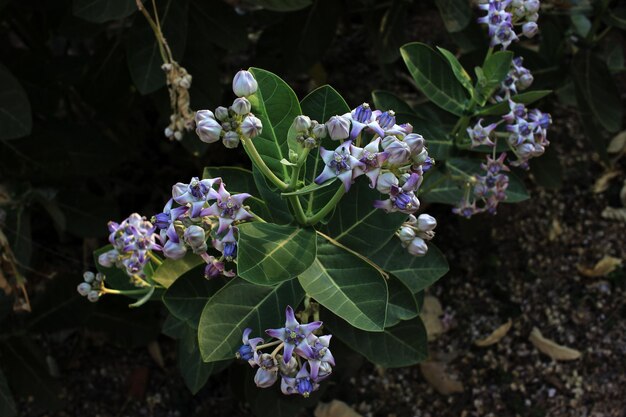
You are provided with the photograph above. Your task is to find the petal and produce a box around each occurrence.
[242,328,252,344]
[365,168,380,187]
[315,166,337,185]
[217,182,230,201]
[249,337,264,349]
[231,193,252,206]
[190,201,205,218]
[299,321,322,336]
[308,359,321,380]
[349,121,366,140]
[285,306,298,328]
[200,202,220,217]
[234,207,253,221]
[338,170,353,192]
[318,335,332,347]
[217,217,234,234]
[319,147,334,164]
[296,340,314,358]
[364,138,380,153]
[373,199,394,212]
[265,328,285,341]
[283,342,295,363]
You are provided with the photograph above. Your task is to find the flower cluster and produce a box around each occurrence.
[477,0,540,49]
[292,115,328,149]
[153,176,253,278]
[397,214,437,256]
[195,70,263,149]
[76,271,105,303]
[496,56,533,101]
[455,153,511,217]
[97,213,162,281]
[162,62,194,141]
[237,306,334,398]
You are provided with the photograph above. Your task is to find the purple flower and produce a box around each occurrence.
[304,335,335,380]
[201,183,252,234]
[265,306,322,364]
[203,255,235,279]
[374,173,421,214]
[172,177,220,218]
[350,138,388,187]
[254,355,278,388]
[213,226,238,260]
[237,328,263,365]
[314,142,365,191]
[343,103,381,140]
[325,115,351,141]
[452,200,481,218]
[280,364,319,398]
[467,119,498,147]
[383,137,411,166]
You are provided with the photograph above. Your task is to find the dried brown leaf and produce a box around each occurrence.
[315,400,363,417]
[602,206,626,222]
[419,360,464,395]
[529,327,582,361]
[607,130,626,154]
[548,218,563,241]
[0,268,12,295]
[420,295,444,341]
[577,256,622,277]
[475,319,513,347]
[592,170,621,194]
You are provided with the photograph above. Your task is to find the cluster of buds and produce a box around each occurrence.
[504,101,551,168]
[496,56,533,101]
[454,154,511,217]
[236,306,334,398]
[195,70,263,149]
[313,103,433,216]
[98,214,162,281]
[162,62,194,141]
[477,0,540,49]
[152,176,253,279]
[77,271,105,303]
[397,214,437,256]
[293,115,328,149]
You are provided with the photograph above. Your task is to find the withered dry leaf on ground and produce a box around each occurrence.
[548,218,563,241]
[602,206,626,222]
[529,327,582,361]
[577,256,622,277]
[315,400,363,417]
[475,319,513,347]
[419,360,464,395]
[420,295,445,341]
[0,268,12,295]
[607,130,626,154]
[592,170,622,194]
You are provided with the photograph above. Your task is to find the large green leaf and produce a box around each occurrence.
[437,47,474,95]
[153,251,203,289]
[252,0,312,11]
[373,241,449,294]
[376,0,410,64]
[248,68,302,181]
[476,51,513,105]
[300,85,350,215]
[324,312,428,368]
[73,0,138,23]
[189,0,247,52]
[198,278,305,362]
[400,42,470,116]
[0,369,16,417]
[371,90,452,160]
[385,275,419,328]
[298,236,388,331]
[126,0,189,94]
[163,265,224,328]
[237,222,317,285]
[434,0,471,32]
[477,90,552,116]
[322,180,406,257]
[252,166,293,224]
[0,63,32,140]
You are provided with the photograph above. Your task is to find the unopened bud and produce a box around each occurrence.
[417,214,437,232]
[294,115,311,132]
[241,115,263,139]
[325,115,350,141]
[222,131,241,149]
[215,106,229,122]
[196,117,222,143]
[407,237,428,256]
[77,282,92,296]
[231,97,251,115]
[376,172,399,194]
[232,70,258,97]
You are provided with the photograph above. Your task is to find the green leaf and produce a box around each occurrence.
[572,50,623,133]
[189,0,247,52]
[529,145,562,189]
[371,90,452,160]
[572,75,609,161]
[400,42,470,116]
[126,0,189,94]
[248,68,302,181]
[251,0,312,11]
[163,313,187,339]
[605,7,626,29]
[477,90,552,116]
[91,297,161,347]
[153,251,203,289]
[163,265,224,328]
[298,236,388,331]
[198,278,305,362]
[437,47,474,95]
[237,223,317,285]
[93,245,159,297]
[385,275,419,328]
[476,51,513,105]
[73,0,137,23]
[324,312,428,368]
[252,166,293,224]
[434,0,471,33]
[0,369,17,417]
[0,63,32,140]
[376,0,410,64]
[322,180,406,257]
[372,241,449,294]
[299,85,350,215]
[570,13,592,37]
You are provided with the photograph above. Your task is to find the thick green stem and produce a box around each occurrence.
[242,138,289,191]
[147,251,163,266]
[289,196,308,225]
[102,287,153,296]
[288,148,310,190]
[306,186,346,225]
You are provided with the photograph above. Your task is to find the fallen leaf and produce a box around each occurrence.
[475,319,513,347]
[419,360,464,395]
[577,256,622,277]
[529,327,582,361]
[548,218,563,241]
[592,169,621,193]
[315,400,363,417]
[602,206,626,222]
[420,295,444,341]
[0,268,12,295]
[621,180,626,206]
[147,340,165,369]
[607,130,626,154]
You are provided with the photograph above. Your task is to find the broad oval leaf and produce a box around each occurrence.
[373,241,449,294]
[477,90,551,116]
[252,166,293,224]
[237,223,317,285]
[248,68,302,181]
[437,47,474,95]
[0,63,32,140]
[73,0,138,23]
[324,311,428,368]
[0,369,17,417]
[476,50,513,104]
[298,236,388,332]
[198,278,305,362]
[400,42,470,116]
[152,251,203,288]
[386,275,419,328]
[434,0,471,33]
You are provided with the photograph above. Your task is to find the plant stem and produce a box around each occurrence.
[102,287,153,296]
[129,286,156,308]
[242,138,289,191]
[248,210,267,223]
[289,196,308,225]
[256,340,282,350]
[270,342,285,358]
[305,186,346,225]
[288,148,310,190]
[147,251,163,266]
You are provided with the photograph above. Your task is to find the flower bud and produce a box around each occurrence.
[241,115,263,139]
[312,123,327,138]
[385,140,411,166]
[325,115,350,141]
[398,226,416,246]
[403,133,425,154]
[98,249,118,268]
[376,172,399,194]
[87,290,100,303]
[83,271,95,283]
[277,355,298,378]
[184,225,206,248]
[522,22,538,38]
[195,110,215,125]
[77,282,92,296]
[254,366,278,388]
[400,123,413,134]
[294,115,311,132]
[215,106,229,122]
[377,110,396,130]
[231,97,251,115]
[417,214,437,232]
[174,131,183,141]
[164,127,174,138]
[412,149,429,166]
[407,237,428,256]
[524,0,540,14]
[516,72,534,90]
[222,131,241,149]
[232,70,258,97]
[196,118,222,144]
[163,240,187,260]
